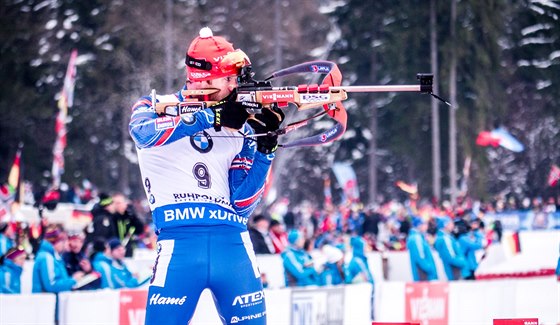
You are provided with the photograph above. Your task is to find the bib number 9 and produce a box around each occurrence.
[193,163,211,189]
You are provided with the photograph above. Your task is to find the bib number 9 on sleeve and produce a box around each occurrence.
[193,162,211,189]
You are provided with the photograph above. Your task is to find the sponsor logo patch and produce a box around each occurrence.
[148,293,187,305]
[230,311,266,323]
[310,65,331,73]
[190,131,213,153]
[300,93,330,103]
[155,116,176,130]
[179,102,205,114]
[261,91,295,104]
[232,290,265,308]
[189,72,211,79]
[320,126,339,142]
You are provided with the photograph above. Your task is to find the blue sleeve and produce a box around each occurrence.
[345,257,373,284]
[435,237,466,268]
[112,265,139,289]
[228,126,274,218]
[458,232,484,251]
[282,251,317,281]
[37,255,76,293]
[93,260,114,289]
[407,236,435,274]
[129,93,215,149]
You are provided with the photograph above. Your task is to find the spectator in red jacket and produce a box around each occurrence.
[269,219,288,254]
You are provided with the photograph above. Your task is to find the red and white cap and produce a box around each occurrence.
[185,27,250,81]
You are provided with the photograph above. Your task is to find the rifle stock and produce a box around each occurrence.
[151,73,431,116]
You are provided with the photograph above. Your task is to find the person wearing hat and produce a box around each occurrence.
[32,226,83,293]
[346,235,375,320]
[129,27,285,325]
[457,217,485,280]
[281,229,320,287]
[346,236,374,284]
[319,243,346,286]
[91,238,116,289]
[85,192,117,249]
[406,216,438,281]
[0,246,27,293]
[433,216,467,280]
[107,237,145,289]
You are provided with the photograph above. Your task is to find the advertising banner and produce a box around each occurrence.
[120,289,148,325]
[485,211,560,231]
[405,282,449,325]
[291,287,345,325]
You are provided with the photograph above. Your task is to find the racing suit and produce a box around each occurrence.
[129,87,270,324]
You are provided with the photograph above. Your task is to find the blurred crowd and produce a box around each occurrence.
[247,193,560,288]
[0,191,153,294]
[2,186,560,295]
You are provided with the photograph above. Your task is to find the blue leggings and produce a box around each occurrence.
[145,225,266,325]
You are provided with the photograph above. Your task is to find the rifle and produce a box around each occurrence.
[152,60,440,148]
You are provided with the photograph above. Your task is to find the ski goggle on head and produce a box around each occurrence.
[185,49,251,82]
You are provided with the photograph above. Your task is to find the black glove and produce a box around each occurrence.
[211,91,260,131]
[247,105,285,154]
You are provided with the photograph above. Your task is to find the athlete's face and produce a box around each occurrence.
[187,75,238,101]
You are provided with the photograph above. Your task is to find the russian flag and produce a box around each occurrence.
[476,127,524,152]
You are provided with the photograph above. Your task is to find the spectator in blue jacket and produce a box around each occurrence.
[91,239,115,289]
[457,218,485,280]
[406,217,438,281]
[346,235,375,320]
[434,216,467,280]
[281,229,320,287]
[346,236,374,284]
[320,243,345,286]
[0,246,27,293]
[32,227,82,293]
[107,238,146,288]
[0,222,14,256]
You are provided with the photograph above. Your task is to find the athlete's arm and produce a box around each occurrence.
[228,125,273,217]
[129,90,215,149]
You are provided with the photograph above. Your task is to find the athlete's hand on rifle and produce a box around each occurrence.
[211,90,261,131]
[248,105,285,154]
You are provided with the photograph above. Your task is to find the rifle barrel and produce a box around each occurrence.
[331,85,421,93]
